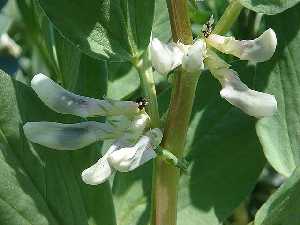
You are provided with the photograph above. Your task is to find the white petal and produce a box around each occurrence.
[81,111,151,182]
[0,33,22,57]
[207,28,277,62]
[23,121,121,150]
[182,39,207,73]
[218,69,277,117]
[150,38,184,74]
[81,157,114,185]
[107,128,163,172]
[81,139,123,185]
[31,74,139,117]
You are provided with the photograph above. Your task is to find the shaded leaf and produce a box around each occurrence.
[239,0,300,15]
[254,3,300,176]
[152,0,171,42]
[254,167,300,225]
[0,70,116,225]
[0,0,16,34]
[112,70,265,225]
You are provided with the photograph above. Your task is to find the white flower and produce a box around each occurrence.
[81,144,118,185]
[81,128,162,185]
[31,73,139,118]
[218,68,277,117]
[23,74,162,185]
[150,38,184,74]
[107,128,163,172]
[205,51,277,118]
[206,28,277,62]
[181,39,207,73]
[24,73,162,186]
[150,38,207,74]
[81,112,151,185]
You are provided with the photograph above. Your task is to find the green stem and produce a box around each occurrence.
[151,1,197,225]
[213,0,243,35]
[134,49,160,128]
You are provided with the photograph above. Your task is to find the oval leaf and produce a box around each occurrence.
[254,3,300,177]
[239,0,300,15]
[38,0,155,62]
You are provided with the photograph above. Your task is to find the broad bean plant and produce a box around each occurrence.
[0,0,300,225]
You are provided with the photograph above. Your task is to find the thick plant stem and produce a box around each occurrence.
[213,0,243,35]
[151,1,196,225]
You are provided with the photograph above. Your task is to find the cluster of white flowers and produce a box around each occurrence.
[23,73,163,185]
[23,25,278,185]
[150,28,278,118]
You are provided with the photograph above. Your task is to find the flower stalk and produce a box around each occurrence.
[213,0,243,35]
[134,49,160,128]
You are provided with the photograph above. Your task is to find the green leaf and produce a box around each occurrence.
[0,70,116,225]
[0,0,17,34]
[112,70,265,225]
[113,163,152,225]
[38,0,155,62]
[43,22,109,96]
[107,62,140,100]
[152,0,171,42]
[254,3,300,177]
[254,167,300,225]
[177,70,265,225]
[239,0,300,15]
[106,0,171,100]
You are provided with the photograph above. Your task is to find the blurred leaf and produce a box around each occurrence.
[0,70,116,225]
[254,167,300,225]
[38,0,155,62]
[254,3,300,177]
[239,0,300,15]
[112,69,265,225]
[0,0,17,34]
[16,0,40,35]
[152,0,171,42]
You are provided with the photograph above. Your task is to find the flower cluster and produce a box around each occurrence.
[150,28,278,118]
[23,73,163,185]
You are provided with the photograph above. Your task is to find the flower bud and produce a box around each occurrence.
[207,28,277,62]
[31,73,139,117]
[150,38,184,74]
[23,121,124,150]
[107,128,163,172]
[181,39,207,73]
